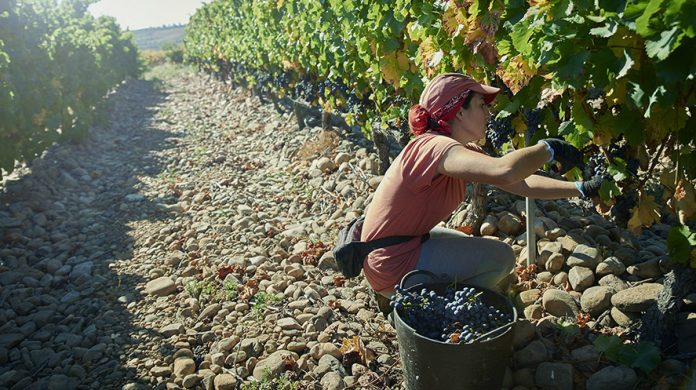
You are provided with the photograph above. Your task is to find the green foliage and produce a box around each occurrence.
[0,0,140,178]
[183,0,695,228]
[594,334,661,374]
[163,43,184,64]
[667,225,696,266]
[251,291,280,317]
[240,371,299,390]
[185,279,240,300]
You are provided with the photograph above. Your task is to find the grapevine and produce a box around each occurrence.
[184,0,696,236]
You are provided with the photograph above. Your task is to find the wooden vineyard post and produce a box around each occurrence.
[294,100,306,130]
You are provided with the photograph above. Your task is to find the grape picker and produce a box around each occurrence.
[360,73,603,306]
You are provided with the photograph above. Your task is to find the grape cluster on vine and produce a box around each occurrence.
[485,115,513,150]
[391,285,513,343]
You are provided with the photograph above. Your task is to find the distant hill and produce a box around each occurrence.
[131,25,186,51]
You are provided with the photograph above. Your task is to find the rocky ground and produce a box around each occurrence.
[1,63,695,390]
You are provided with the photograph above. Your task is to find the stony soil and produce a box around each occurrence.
[1,64,695,390]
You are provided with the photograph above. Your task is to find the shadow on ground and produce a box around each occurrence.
[0,77,182,389]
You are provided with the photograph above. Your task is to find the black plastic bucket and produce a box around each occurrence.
[394,270,517,390]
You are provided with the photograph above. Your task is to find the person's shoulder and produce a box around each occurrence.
[409,133,460,148]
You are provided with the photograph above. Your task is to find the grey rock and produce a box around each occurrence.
[0,333,25,349]
[610,307,638,327]
[535,362,573,390]
[580,286,613,317]
[611,283,663,312]
[586,366,637,390]
[542,289,579,317]
[566,244,600,268]
[595,256,625,276]
[568,266,595,291]
[145,276,176,296]
[320,371,345,390]
[514,340,549,367]
[160,323,185,337]
[252,350,299,380]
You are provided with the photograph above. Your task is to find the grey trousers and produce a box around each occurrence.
[379,227,516,298]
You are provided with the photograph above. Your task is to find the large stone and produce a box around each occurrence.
[626,258,663,279]
[145,276,177,296]
[535,362,573,390]
[586,366,638,390]
[277,317,302,330]
[568,266,595,291]
[542,289,579,317]
[252,350,299,380]
[580,286,613,317]
[611,283,663,312]
[214,373,237,390]
[319,371,345,390]
[595,256,626,276]
[498,212,522,235]
[513,340,549,367]
[160,323,185,337]
[598,274,628,292]
[610,307,639,327]
[566,244,600,268]
[174,358,196,377]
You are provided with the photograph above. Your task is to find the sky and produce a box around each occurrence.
[88,0,209,30]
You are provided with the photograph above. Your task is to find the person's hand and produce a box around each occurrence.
[576,175,604,199]
[538,138,585,174]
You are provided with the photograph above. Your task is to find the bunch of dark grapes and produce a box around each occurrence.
[584,152,608,181]
[608,144,640,176]
[485,115,513,150]
[611,190,638,225]
[293,77,320,102]
[391,285,513,343]
[272,72,290,90]
[346,92,361,113]
[524,108,542,140]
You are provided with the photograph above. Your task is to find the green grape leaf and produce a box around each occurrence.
[630,342,661,374]
[616,49,635,79]
[629,82,645,108]
[599,179,622,202]
[644,27,681,61]
[510,20,536,57]
[590,18,618,38]
[635,0,664,37]
[554,49,590,81]
[607,157,629,181]
[594,334,623,354]
[644,85,666,118]
[667,225,696,263]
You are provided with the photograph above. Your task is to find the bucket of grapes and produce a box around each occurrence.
[391,270,517,390]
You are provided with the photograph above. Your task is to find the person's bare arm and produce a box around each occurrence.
[495,174,581,199]
[438,143,550,186]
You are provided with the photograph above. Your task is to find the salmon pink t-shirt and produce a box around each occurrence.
[360,133,483,293]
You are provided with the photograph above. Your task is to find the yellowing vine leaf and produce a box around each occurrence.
[379,51,410,88]
[628,192,661,233]
[420,37,442,77]
[512,116,527,133]
[606,78,628,105]
[674,180,696,225]
[443,5,467,38]
[496,55,536,95]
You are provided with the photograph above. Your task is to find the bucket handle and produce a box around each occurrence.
[400,269,449,290]
[472,320,515,343]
